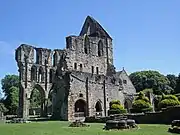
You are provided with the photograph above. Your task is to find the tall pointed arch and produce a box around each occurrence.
[38,66,44,83]
[31,66,37,81]
[84,35,90,54]
[98,40,103,56]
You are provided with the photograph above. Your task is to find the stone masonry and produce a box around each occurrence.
[15,16,136,121]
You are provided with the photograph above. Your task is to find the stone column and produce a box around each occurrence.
[85,78,89,117]
[103,80,107,116]
[44,99,48,116]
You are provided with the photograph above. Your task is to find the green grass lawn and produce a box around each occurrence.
[0,121,172,135]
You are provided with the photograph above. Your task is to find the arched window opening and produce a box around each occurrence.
[95,101,102,112]
[34,49,37,64]
[124,100,132,113]
[49,69,54,83]
[98,40,103,57]
[80,64,83,72]
[92,66,94,74]
[38,67,44,83]
[74,63,77,70]
[84,35,90,54]
[96,67,99,75]
[123,80,127,84]
[31,66,37,81]
[53,52,57,67]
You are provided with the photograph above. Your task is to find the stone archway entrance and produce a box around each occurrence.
[95,101,102,117]
[124,99,132,113]
[74,99,87,117]
[29,84,46,117]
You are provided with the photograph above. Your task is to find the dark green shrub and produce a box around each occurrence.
[132,100,151,110]
[108,100,126,115]
[110,104,124,110]
[130,107,153,113]
[162,94,178,101]
[108,109,127,115]
[109,100,121,107]
[135,91,150,103]
[158,99,180,109]
[131,91,152,113]
[177,96,180,101]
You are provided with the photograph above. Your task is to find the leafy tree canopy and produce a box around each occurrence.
[129,70,172,94]
[1,75,19,97]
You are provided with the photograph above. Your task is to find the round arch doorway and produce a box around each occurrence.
[74,99,87,117]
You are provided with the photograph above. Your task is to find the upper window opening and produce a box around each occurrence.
[92,66,94,74]
[96,67,99,75]
[98,40,103,57]
[123,80,127,84]
[80,64,83,72]
[84,35,90,54]
[74,63,77,70]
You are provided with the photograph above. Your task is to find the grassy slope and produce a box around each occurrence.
[0,121,172,135]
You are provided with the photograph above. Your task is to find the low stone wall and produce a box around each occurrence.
[85,106,180,124]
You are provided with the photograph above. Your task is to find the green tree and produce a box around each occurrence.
[175,74,180,94]
[1,75,19,97]
[30,88,41,108]
[0,103,8,113]
[8,87,19,114]
[129,70,171,94]
[166,74,177,90]
[1,75,19,114]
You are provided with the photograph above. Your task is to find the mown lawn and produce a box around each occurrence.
[0,121,172,135]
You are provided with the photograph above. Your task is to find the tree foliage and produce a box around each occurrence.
[0,103,8,113]
[1,75,19,97]
[129,70,172,94]
[175,74,180,94]
[158,94,180,109]
[1,75,19,114]
[30,88,42,108]
[166,74,177,90]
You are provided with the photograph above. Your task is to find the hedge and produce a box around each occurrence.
[158,99,180,109]
[108,109,127,115]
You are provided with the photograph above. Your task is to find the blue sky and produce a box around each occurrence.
[0,0,180,92]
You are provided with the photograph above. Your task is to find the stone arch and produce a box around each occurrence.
[124,99,132,113]
[29,84,46,116]
[95,100,102,112]
[31,66,37,81]
[38,66,44,83]
[98,40,103,56]
[53,51,58,66]
[74,99,87,117]
[49,69,54,83]
[84,35,90,54]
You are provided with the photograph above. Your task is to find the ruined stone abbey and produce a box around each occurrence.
[15,16,136,121]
